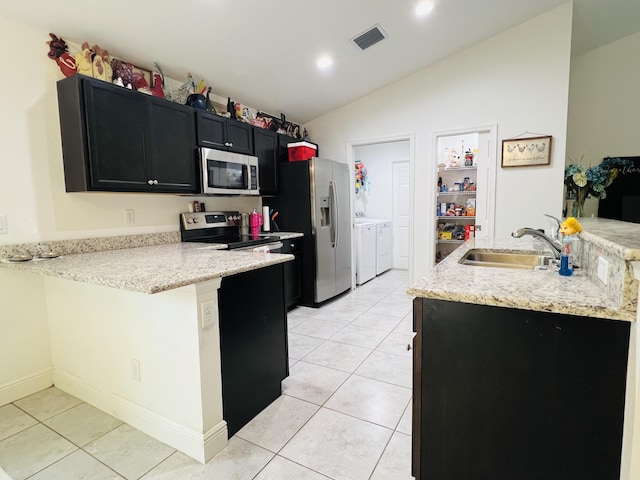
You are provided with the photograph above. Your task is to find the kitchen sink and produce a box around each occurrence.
[458,249,555,270]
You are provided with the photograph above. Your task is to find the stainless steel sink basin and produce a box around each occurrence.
[458,249,555,270]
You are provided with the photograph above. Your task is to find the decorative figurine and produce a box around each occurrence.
[75,42,94,77]
[46,33,76,77]
[205,87,216,113]
[227,97,237,119]
[559,217,583,276]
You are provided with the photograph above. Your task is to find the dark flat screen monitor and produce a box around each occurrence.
[598,156,640,224]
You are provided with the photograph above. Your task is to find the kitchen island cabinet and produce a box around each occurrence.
[413,298,629,480]
[0,242,293,464]
[408,219,640,480]
[57,75,199,194]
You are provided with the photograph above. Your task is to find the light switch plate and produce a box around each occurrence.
[597,256,609,285]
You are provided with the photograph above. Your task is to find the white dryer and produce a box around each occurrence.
[355,220,376,285]
[374,220,392,275]
[356,217,393,275]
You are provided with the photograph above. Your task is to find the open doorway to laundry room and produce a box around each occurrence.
[348,135,414,289]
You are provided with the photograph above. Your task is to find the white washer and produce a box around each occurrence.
[355,220,376,285]
[357,217,393,275]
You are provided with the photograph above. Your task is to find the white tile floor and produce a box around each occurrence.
[0,269,414,480]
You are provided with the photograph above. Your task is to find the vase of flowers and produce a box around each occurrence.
[564,156,631,217]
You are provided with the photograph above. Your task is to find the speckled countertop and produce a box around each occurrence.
[0,242,293,294]
[409,219,640,322]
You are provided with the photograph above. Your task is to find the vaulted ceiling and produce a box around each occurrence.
[1,0,639,124]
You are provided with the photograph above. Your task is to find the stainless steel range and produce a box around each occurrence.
[180,211,282,252]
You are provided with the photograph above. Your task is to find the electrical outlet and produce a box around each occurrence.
[597,256,609,285]
[130,358,141,382]
[125,209,135,225]
[0,215,6,234]
[201,300,217,329]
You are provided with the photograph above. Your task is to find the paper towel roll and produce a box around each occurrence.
[262,206,270,231]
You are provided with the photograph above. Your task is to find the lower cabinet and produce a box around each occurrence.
[281,239,302,309]
[413,298,630,480]
[217,264,288,436]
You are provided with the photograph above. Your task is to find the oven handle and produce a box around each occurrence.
[233,241,283,252]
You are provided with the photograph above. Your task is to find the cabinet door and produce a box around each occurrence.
[195,111,227,149]
[84,79,150,191]
[277,134,298,162]
[226,121,254,155]
[148,99,199,193]
[415,299,630,480]
[217,264,288,436]
[254,128,278,195]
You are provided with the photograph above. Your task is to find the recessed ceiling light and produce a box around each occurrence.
[316,55,333,71]
[415,1,434,17]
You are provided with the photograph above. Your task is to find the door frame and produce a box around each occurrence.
[430,124,498,268]
[347,133,416,289]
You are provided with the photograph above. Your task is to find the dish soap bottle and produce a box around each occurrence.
[558,217,583,276]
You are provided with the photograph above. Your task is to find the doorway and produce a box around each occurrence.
[348,135,414,288]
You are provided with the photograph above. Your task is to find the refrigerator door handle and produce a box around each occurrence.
[333,180,340,248]
[329,181,337,247]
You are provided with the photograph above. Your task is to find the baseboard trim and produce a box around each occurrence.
[53,369,228,463]
[0,369,53,407]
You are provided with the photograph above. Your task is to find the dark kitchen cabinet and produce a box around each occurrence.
[217,264,288,436]
[412,298,630,480]
[195,110,254,155]
[277,134,299,162]
[57,75,198,193]
[253,128,278,195]
[281,238,302,309]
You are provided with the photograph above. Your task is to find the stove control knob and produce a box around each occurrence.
[193,218,199,223]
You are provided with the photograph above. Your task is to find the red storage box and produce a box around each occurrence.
[288,142,317,162]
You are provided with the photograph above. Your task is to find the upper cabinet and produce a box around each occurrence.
[195,111,254,155]
[57,75,199,193]
[253,128,278,196]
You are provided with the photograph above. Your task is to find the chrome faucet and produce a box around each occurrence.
[511,227,562,259]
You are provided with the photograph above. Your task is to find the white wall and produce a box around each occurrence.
[354,140,409,218]
[0,15,259,405]
[566,30,640,217]
[306,4,572,282]
[0,270,52,405]
[0,15,259,246]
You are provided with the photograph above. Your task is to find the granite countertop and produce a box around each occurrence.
[408,235,636,322]
[0,242,293,294]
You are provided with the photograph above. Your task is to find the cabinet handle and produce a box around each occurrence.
[406,344,412,351]
[147,180,154,185]
[153,180,159,185]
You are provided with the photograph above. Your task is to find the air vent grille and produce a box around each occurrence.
[352,24,387,51]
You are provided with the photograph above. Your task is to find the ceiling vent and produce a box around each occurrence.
[351,24,387,51]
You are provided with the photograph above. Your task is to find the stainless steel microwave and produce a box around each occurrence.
[200,148,260,195]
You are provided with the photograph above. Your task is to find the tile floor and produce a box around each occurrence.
[0,269,414,480]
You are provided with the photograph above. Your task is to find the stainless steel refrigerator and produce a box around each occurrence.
[270,157,352,307]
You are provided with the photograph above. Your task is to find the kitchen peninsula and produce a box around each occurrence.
[409,218,640,480]
[0,238,294,464]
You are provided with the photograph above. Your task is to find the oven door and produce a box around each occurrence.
[201,148,260,195]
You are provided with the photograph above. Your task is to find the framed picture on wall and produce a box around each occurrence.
[501,135,552,167]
